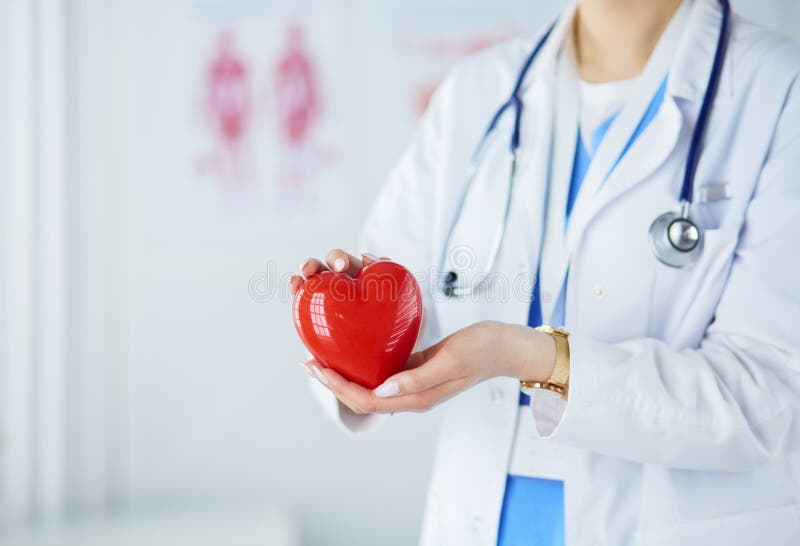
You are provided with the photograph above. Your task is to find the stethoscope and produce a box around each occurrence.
[440,0,730,298]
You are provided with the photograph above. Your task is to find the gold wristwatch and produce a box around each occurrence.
[520,325,570,400]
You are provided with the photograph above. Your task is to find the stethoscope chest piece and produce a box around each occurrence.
[649,210,704,268]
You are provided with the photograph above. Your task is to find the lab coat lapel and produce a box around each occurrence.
[500,6,575,294]
[565,0,693,254]
[538,51,577,323]
[590,97,683,215]
[503,75,557,300]
[669,0,733,102]
[537,0,685,322]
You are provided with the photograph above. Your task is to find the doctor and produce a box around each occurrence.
[289,0,800,544]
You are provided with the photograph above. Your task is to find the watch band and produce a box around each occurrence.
[520,325,570,398]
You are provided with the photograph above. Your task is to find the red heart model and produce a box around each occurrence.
[293,261,423,389]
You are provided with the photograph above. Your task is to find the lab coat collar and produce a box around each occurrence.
[523,0,732,102]
[518,1,578,88]
[668,0,733,101]
[538,47,579,323]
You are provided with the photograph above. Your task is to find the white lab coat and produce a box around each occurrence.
[310,0,800,544]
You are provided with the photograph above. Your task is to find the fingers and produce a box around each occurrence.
[291,258,329,297]
[288,275,304,296]
[361,253,380,266]
[316,366,378,413]
[405,336,448,370]
[361,253,392,265]
[325,249,363,276]
[375,348,463,399]
[296,250,387,287]
[303,363,382,414]
[301,353,471,414]
[376,377,470,414]
[298,359,318,375]
[311,363,470,414]
[291,250,387,298]
[300,258,328,278]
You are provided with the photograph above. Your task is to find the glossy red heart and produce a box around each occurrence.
[293,261,423,389]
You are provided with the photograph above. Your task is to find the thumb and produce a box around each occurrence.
[374,340,454,398]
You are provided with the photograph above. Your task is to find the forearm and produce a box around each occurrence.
[529,333,800,471]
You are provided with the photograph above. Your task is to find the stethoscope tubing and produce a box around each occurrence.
[484,22,556,153]
[440,0,731,295]
[681,0,731,204]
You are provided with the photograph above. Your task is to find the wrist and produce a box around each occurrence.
[507,324,556,382]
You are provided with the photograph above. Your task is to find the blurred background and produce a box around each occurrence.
[1,1,798,545]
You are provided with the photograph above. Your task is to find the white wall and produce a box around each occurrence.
[738,0,800,39]
[106,2,553,545]
[1,0,70,527]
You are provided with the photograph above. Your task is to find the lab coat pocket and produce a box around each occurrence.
[648,225,740,341]
[693,192,732,231]
[641,504,800,546]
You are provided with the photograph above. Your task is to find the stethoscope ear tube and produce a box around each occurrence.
[680,0,731,204]
[439,24,556,299]
[439,148,518,298]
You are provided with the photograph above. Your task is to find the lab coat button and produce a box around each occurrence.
[592,286,606,299]
[471,515,482,530]
[490,389,505,403]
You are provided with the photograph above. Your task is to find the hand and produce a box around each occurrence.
[289,249,385,297]
[301,320,557,415]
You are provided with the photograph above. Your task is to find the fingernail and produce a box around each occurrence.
[311,365,329,386]
[297,361,313,376]
[362,253,379,262]
[374,380,400,398]
[333,258,346,272]
[299,259,312,275]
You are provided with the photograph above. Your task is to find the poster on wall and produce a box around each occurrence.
[175,0,354,229]
[359,0,552,179]
[393,24,520,122]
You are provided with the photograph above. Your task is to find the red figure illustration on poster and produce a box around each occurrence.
[193,23,337,208]
[273,24,328,199]
[275,25,319,149]
[197,30,255,189]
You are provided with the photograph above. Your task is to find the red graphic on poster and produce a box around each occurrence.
[275,25,320,148]
[197,30,254,187]
[273,24,328,195]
